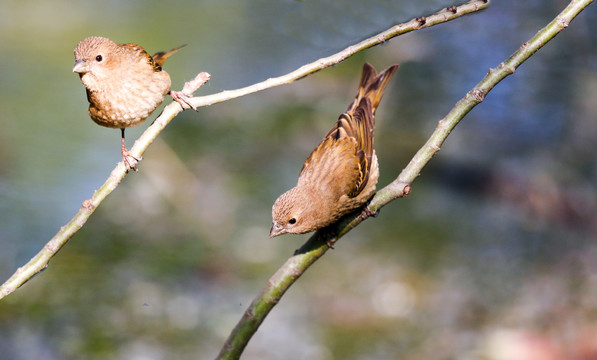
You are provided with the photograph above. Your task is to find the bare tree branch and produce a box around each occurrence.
[215,0,593,359]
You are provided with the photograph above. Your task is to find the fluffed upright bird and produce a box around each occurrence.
[73,36,195,171]
[270,63,399,238]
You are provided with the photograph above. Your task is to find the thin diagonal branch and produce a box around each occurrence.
[215,0,593,359]
[0,0,489,300]
[187,0,490,109]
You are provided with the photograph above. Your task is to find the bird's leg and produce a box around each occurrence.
[170,90,197,111]
[121,129,139,172]
[357,198,380,221]
[320,226,338,249]
[362,206,380,218]
[326,239,335,249]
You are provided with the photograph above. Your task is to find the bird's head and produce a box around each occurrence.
[271,186,329,237]
[73,36,120,87]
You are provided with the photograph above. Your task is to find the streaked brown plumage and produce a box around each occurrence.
[73,36,193,171]
[270,63,399,237]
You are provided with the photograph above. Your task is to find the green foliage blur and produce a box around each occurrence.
[1,0,596,359]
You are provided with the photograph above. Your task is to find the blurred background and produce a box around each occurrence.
[1,0,596,359]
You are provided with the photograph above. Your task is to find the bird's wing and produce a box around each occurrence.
[298,133,363,199]
[299,101,373,199]
[120,43,163,72]
[299,63,399,198]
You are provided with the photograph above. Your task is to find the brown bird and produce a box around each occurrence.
[73,36,195,171]
[270,63,399,238]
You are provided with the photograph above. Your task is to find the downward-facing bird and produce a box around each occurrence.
[270,63,399,238]
[73,36,195,171]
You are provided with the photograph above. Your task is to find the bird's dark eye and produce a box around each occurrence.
[95,55,103,62]
[288,218,296,225]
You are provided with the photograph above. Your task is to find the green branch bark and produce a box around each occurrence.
[214,0,593,359]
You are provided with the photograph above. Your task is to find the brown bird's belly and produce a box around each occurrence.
[87,74,171,129]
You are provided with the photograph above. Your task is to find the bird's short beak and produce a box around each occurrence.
[269,223,285,238]
[72,59,88,74]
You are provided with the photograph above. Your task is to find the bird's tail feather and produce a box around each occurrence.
[348,63,399,115]
[152,44,187,67]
